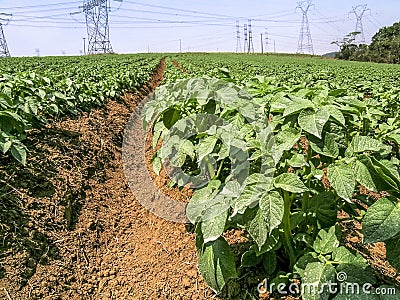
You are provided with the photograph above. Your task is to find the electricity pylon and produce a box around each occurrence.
[0,13,12,57]
[73,0,115,54]
[236,21,242,53]
[296,0,314,55]
[265,28,269,52]
[350,4,370,44]
[243,24,248,54]
[247,19,254,54]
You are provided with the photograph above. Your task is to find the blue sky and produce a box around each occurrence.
[0,0,399,57]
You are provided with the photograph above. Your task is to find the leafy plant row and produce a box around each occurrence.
[145,57,400,299]
[0,54,162,164]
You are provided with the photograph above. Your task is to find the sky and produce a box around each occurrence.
[0,0,399,57]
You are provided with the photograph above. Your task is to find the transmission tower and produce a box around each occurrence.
[0,13,12,57]
[265,28,269,52]
[350,4,370,44]
[296,0,314,55]
[243,24,248,54]
[247,19,254,54]
[236,21,242,53]
[75,0,114,54]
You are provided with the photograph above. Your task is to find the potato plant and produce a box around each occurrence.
[144,73,400,299]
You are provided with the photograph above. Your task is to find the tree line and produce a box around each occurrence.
[333,22,400,64]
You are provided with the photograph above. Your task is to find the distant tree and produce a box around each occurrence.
[333,22,400,64]
[331,32,361,60]
[369,22,400,63]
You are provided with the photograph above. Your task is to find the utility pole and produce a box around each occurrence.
[83,37,86,55]
[260,33,264,54]
[264,28,269,53]
[0,13,12,57]
[247,19,254,54]
[179,39,182,53]
[296,0,314,55]
[35,49,40,57]
[236,21,242,53]
[73,0,114,54]
[274,40,276,53]
[243,24,248,54]
[350,4,370,44]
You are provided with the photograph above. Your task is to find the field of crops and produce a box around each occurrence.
[1,53,400,299]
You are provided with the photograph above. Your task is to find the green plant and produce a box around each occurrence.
[144,74,400,299]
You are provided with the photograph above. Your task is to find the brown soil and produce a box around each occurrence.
[172,60,187,73]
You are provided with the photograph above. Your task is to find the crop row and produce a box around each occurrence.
[0,54,162,164]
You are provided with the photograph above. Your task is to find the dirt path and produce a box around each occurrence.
[172,60,187,73]
[0,58,213,299]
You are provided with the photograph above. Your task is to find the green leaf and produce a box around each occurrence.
[241,250,263,267]
[187,193,230,224]
[162,107,181,129]
[298,108,330,139]
[273,173,309,193]
[245,207,269,250]
[322,105,346,126]
[328,163,355,202]
[201,210,228,243]
[386,235,400,271]
[271,128,301,163]
[10,143,27,165]
[294,252,319,278]
[346,135,391,157]
[308,191,337,228]
[309,132,339,158]
[1,140,12,154]
[198,237,237,292]
[354,159,378,192]
[254,228,281,256]
[262,251,277,274]
[336,263,376,286]
[288,153,308,168]
[196,135,218,161]
[332,246,368,268]
[362,198,400,244]
[233,173,273,214]
[38,89,46,99]
[152,156,162,175]
[283,96,314,117]
[301,262,336,300]
[313,226,340,254]
[259,191,284,234]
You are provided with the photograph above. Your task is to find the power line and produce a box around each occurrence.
[0,1,81,10]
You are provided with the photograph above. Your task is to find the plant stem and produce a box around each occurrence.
[214,158,225,180]
[302,148,313,212]
[282,190,296,270]
[203,156,215,179]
